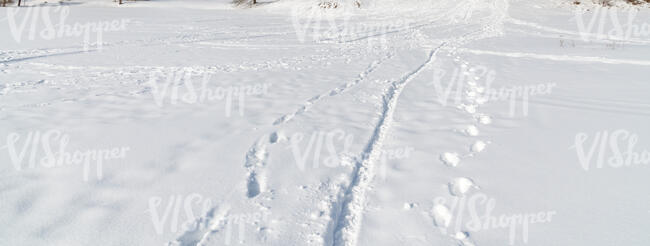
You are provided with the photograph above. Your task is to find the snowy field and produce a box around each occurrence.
[1,0,649,245]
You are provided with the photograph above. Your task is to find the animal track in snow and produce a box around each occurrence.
[465,125,479,136]
[475,96,488,105]
[455,231,469,240]
[432,204,452,228]
[477,114,492,125]
[459,103,478,114]
[448,177,479,196]
[470,140,487,153]
[440,152,461,167]
[403,202,418,210]
[431,2,510,245]
[454,231,476,246]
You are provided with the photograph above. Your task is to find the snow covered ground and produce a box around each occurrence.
[1,0,649,245]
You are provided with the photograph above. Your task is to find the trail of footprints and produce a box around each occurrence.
[273,52,394,126]
[244,131,289,198]
[433,50,494,246]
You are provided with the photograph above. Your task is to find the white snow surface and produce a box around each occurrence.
[1,0,649,245]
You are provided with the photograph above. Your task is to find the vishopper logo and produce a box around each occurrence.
[430,63,496,107]
[147,193,270,245]
[429,63,556,117]
[485,83,556,117]
[5,6,130,51]
[574,5,650,42]
[289,129,354,171]
[222,210,270,245]
[432,193,556,245]
[147,68,271,117]
[0,129,130,181]
[290,6,351,43]
[289,129,414,177]
[289,6,412,50]
[147,193,214,235]
[320,19,413,50]
[570,129,649,171]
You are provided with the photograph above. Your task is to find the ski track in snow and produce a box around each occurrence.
[530,95,650,116]
[455,48,650,66]
[506,17,650,45]
[331,43,446,246]
[0,29,297,64]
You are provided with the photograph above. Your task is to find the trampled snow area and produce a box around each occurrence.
[1,0,649,245]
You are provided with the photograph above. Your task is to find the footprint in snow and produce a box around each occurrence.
[440,152,460,167]
[459,104,477,114]
[470,140,487,153]
[477,114,492,125]
[432,204,452,228]
[269,131,286,144]
[448,177,479,197]
[464,125,479,136]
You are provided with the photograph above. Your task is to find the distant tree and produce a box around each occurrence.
[1,0,14,7]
